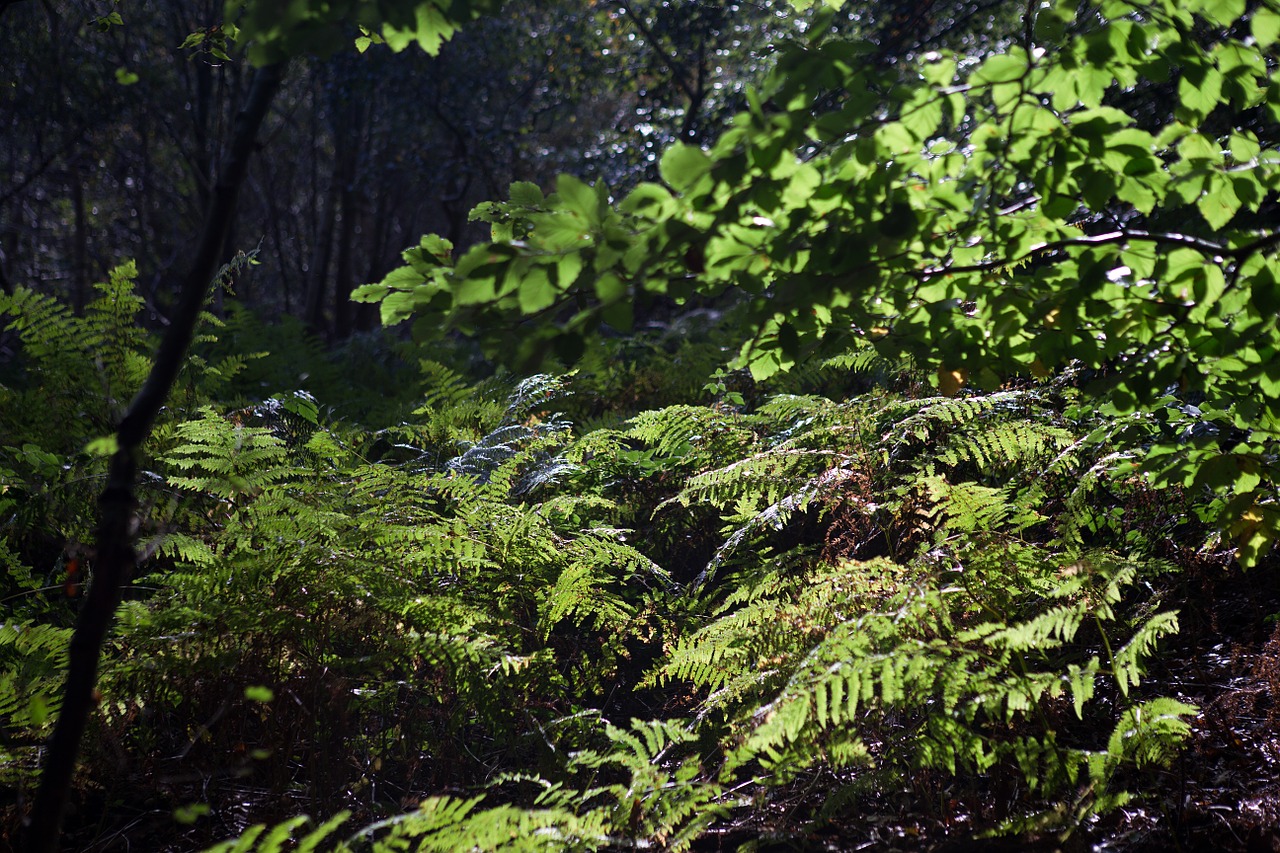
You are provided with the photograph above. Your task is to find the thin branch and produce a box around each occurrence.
[23,61,286,853]
[912,228,1280,280]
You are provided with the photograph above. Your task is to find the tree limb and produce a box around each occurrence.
[912,228,1280,280]
[23,61,286,853]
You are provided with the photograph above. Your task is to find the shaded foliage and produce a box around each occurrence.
[0,276,1217,850]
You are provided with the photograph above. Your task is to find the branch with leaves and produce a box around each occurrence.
[358,0,1280,564]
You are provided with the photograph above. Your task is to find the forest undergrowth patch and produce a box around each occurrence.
[1,279,1276,851]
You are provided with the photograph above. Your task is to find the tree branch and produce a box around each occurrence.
[23,61,286,853]
[912,228,1280,280]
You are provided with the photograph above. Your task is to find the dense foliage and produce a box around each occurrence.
[360,0,1280,566]
[3,0,1280,849]
[1,269,1217,848]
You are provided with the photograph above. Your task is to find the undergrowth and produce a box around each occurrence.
[1,268,1208,850]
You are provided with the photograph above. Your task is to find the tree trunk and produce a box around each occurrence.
[304,160,339,334]
[330,153,358,340]
[22,61,286,853]
[70,156,88,312]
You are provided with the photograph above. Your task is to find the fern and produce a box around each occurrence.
[540,529,670,637]
[655,544,1191,830]
[160,407,294,499]
[626,404,754,463]
[2,270,1214,852]
[0,620,72,791]
[0,263,154,447]
[0,286,80,367]
[211,794,613,852]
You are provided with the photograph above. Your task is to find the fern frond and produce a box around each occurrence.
[161,407,294,498]
[665,448,850,514]
[887,390,1041,447]
[0,619,72,789]
[416,359,474,411]
[153,532,217,567]
[626,405,750,461]
[503,373,573,423]
[0,285,81,365]
[539,528,669,639]
[371,796,607,852]
[914,473,1029,536]
[935,421,1075,474]
[82,263,150,394]
[1110,610,1180,697]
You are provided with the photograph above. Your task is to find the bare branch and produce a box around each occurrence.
[23,61,286,853]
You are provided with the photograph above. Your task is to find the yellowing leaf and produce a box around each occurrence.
[938,367,968,396]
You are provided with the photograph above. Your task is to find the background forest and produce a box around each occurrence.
[3,0,1280,850]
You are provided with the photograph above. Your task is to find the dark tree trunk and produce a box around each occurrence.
[22,61,286,853]
[70,156,88,312]
[330,152,358,340]
[304,168,338,333]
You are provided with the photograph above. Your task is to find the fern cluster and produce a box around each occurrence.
[0,275,1205,849]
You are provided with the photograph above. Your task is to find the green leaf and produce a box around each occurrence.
[84,435,119,456]
[349,282,389,303]
[1177,65,1223,122]
[1253,8,1280,47]
[660,143,712,193]
[874,122,916,156]
[455,275,497,306]
[1197,177,1242,229]
[509,181,544,206]
[517,265,557,314]
[244,685,274,703]
[379,290,420,325]
[973,52,1028,84]
[381,3,459,56]
[556,174,600,227]
[556,253,584,288]
[900,92,944,142]
[281,392,319,425]
[1228,131,1261,162]
[173,804,211,826]
[1190,0,1246,24]
[619,183,675,217]
[418,234,453,263]
[593,272,627,303]
[27,694,49,725]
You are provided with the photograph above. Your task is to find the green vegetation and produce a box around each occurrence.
[0,263,1248,849]
[3,0,1280,849]
[361,0,1280,568]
